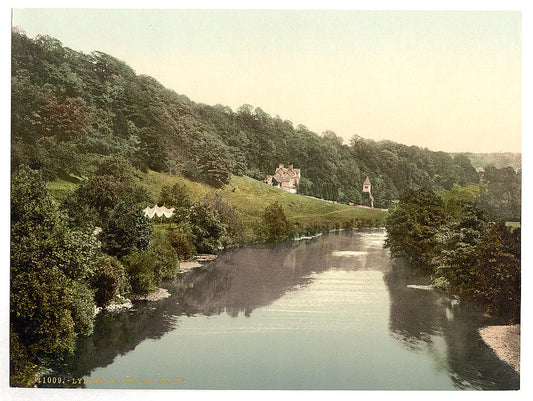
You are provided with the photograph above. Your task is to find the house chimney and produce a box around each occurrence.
[289,164,293,169]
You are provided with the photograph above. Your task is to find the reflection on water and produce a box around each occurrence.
[45,230,519,390]
[384,261,519,389]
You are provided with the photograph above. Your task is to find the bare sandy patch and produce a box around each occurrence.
[479,324,520,373]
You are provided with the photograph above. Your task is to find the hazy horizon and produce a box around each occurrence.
[11,9,522,153]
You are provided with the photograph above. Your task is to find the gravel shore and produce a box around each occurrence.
[179,254,217,273]
[179,261,203,273]
[479,324,520,373]
[127,288,171,301]
[94,296,133,315]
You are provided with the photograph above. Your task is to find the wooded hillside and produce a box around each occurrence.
[12,30,488,208]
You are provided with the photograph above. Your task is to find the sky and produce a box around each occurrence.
[11,7,522,153]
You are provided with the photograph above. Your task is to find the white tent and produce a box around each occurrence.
[143,205,175,219]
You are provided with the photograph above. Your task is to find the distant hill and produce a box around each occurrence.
[450,153,521,171]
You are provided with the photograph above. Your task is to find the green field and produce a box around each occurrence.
[48,171,388,238]
[219,175,387,229]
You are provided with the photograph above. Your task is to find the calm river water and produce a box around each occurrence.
[45,229,519,390]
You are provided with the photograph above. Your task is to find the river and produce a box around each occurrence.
[43,229,519,390]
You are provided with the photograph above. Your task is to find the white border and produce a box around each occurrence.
[2,2,531,401]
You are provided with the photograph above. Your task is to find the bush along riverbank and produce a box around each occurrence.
[384,187,520,368]
[385,186,521,371]
[385,187,520,323]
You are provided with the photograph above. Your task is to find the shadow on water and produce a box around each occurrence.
[383,259,520,390]
[46,230,372,385]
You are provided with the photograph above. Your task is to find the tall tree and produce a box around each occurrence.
[472,224,521,321]
[10,168,98,386]
[385,189,448,269]
[263,201,290,242]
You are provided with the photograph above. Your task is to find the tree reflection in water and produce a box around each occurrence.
[43,230,519,390]
[46,232,357,385]
[383,259,519,390]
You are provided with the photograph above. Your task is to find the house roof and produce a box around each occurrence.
[364,176,371,185]
[273,165,301,182]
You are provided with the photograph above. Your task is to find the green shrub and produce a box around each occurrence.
[263,201,290,242]
[10,329,38,387]
[90,256,128,307]
[159,182,192,210]
[472,224,521,322]
[385,189,448,269]
[11,168,96,384]
[187,201,226,253]
[167,229,196,260]
[203,194,245,245]
[95,155,140,182]
[122,250,158,295]
[150,231,179,279]
[68,280,95,335]
[101,204,152,257]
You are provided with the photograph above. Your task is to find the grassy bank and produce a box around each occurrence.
[48,170,388,240]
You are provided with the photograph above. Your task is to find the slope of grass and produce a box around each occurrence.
[218,175,387,229]
[47,171,388,238]
[47,178,79,202]
[505,222,520,229]
[137,170,212,203]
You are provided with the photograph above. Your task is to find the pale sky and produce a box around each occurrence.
[11,8,522,153]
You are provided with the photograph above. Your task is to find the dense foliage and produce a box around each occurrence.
[10,168,98,385]
[471,224,521,319]
[263,201,291,242]
[385,187,520,323]
[478,166,521,222]
[384,189,448,268]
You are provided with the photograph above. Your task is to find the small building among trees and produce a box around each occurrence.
[363,176,374,208]
[265,164,301,193]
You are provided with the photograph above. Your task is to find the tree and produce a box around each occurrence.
[385,189,448,269]
[64,174,150,228]
[203,194,245,245]
[90,256,128,307]
[149,231,180,280]
[122,250,159,295]
[471,224,521,322]
[186,201,226,253]
[167,228,196,261]
[95,154,140,182]
[434,202,489,293]
[263,201,290,242]
[159,182,192,210]
[478,166,521,222]
[78,175,122,223]
[39,94,92,142]
[10,168,98,386]
[100,202,152,257]
[453,154,480,186]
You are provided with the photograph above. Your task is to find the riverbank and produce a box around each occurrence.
[180,254,218,273]
[94,295,133,315]
[479,324,520,373]
[128,288,171,301]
